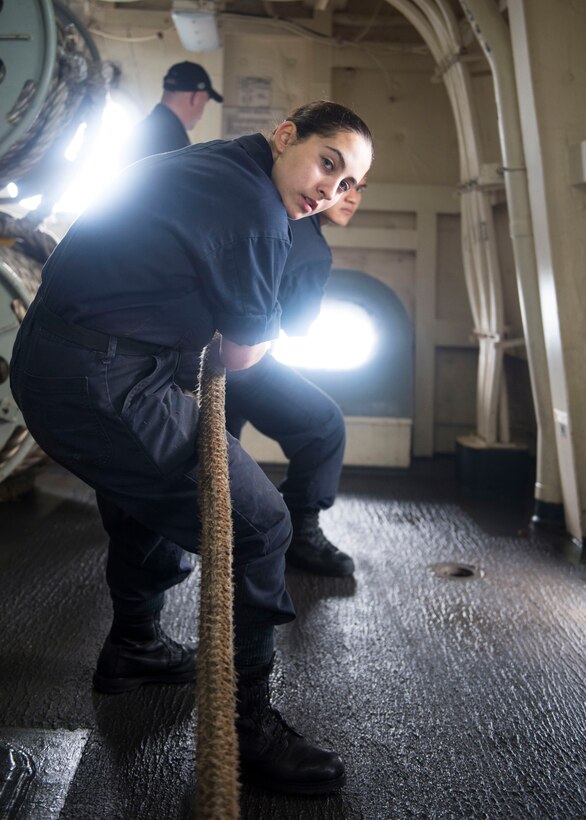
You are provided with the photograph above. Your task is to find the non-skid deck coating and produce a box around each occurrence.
[0,459,584,819]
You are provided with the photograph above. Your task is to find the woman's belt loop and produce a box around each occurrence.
[102,336,118,365]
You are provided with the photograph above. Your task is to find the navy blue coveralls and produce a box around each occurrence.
[121,104,345,513]
[225,216,345,515]
[10,134,296,631]
[122,103,190,168]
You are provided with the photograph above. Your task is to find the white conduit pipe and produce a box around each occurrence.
[458,0,562,505]
[434,0,506,444]
[474,185,505,443]
[498,369,511,446]
[386,0,508,445]
[440,50,485,353]
[460,205,482,332]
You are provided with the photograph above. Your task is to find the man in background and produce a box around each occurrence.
[122,61,222,166]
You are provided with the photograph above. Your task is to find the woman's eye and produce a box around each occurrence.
[338,180,350,192]
[323,157,334,171]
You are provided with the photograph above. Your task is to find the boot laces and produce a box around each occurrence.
[311,526,338,554]
[262,706,303,746]
[240,679,303,748]
[297,520,339,555]
[154,621,188,654]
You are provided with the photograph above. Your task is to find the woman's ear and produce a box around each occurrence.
[272,121,297,154]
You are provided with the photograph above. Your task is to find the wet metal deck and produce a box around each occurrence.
[0,460,584,819]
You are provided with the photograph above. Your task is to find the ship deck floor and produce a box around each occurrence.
[0,458,584,819]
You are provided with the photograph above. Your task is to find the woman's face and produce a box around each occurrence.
[271,123,372,220]
[322,177,367,227]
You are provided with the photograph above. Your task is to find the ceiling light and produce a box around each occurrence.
[172,1,220,52]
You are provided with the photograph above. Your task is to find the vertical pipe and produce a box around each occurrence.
[388,0,508,450]
[457,0,563,514]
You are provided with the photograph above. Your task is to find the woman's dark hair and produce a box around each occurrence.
[286,100,373,155]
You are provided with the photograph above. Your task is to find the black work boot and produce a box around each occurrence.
[236,659,346,794]
[93,611,196,694]
[286,512,355,577]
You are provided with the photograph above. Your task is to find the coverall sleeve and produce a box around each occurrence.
[278,258,331,337]
[200,235,290,346]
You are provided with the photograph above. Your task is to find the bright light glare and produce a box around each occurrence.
[64,122,87,161]
[272,299,377,370]
[19,194,42,211]
[54,96,138,214]
[6,182,18,198]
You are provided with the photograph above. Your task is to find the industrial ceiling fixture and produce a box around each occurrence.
[171,0,220,51]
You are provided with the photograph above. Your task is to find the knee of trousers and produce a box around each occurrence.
[232,505,295,625]
[232,499,292,570]
[293,394,345,455]
[317,399,346,456]
[329,400,346,442]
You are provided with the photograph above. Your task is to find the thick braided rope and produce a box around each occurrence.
[0,215,56,487]
[196,334,240,819]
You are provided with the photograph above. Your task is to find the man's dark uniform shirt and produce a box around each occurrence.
[122,104,190,168]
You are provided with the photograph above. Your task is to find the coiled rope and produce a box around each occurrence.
[0,1,105,491]
[0,1,106,213]
[196,334,240,819]
[0,212,57,269]
[0,213,57,497]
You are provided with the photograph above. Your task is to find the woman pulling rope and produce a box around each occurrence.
[9,101,373,797]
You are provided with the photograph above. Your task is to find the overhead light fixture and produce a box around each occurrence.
[172,1,220,52]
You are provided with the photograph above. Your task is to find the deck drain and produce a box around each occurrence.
[429,562,483,580]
